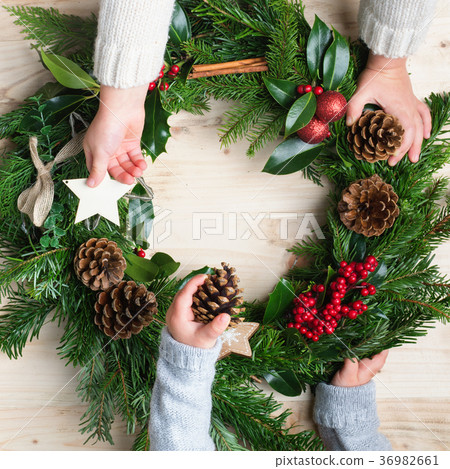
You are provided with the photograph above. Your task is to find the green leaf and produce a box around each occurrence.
[20,95,87,132]
[49,237,59,248]
[263,278,296,324]
[41,51,99,90]
[128,184,154,250]
[368,261,387,288]
[285,93,317,137]
[169,1,192,47]
[176,266,214,291]
[53,227,66,237]
[263,77,297,108]
[40,125,52,135]
[322,29,350,90]
[34,81,66,100]
[124,253,159,283]
[40,235,50,248]
[263,370,303,397]
[317,265,336,308]
[263,139,324,175]
[306,15,333,80]
[349,232,367,262]
[141,89,171,162]
[150,252,180,277]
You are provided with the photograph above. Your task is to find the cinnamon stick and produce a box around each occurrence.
[192,57,267,72]
[188,64,268,79]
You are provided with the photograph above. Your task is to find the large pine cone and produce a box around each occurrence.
[74,238,126,291]
[338,174,400,237]
[94,280,157,339]
[347,110,404,163]
[192,263,245,327]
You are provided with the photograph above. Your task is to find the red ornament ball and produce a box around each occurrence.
[296,116,330,144]
[315,90,347,123]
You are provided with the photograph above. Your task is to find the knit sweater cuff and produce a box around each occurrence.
[313,381,378,429]
[159,327,222,372]
[94,0,176,88]
[358,0,437,58]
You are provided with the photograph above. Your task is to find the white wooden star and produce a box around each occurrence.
[218,322,260,360]
[63,175,134,226]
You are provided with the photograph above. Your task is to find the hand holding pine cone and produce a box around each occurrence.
[347,110,404,163]
[192,263,245,327]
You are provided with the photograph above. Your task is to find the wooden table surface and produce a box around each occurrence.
[1,0,449,451]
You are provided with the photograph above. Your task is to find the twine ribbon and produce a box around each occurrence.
[17,130,86,227]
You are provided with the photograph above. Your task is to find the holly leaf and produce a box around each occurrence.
[263,278,296,324]
[349,232,367,262]
[128,184,154,250]
[262,138,325,175]
[41,51,99,90]
[176,266,214,291]
[150,252,180,277]
[20,95,87,132]
[306,15,333,80]
[263,77,297,108]
[368,261,388,288]
[263,370,304,397]
[141,89,171,162]
[169,1,192,47]
[124,253,159,283]
[284,92,317,137]
[322,28,350,91]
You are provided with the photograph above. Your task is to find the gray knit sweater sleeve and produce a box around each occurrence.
[313,381,392,451]
[149,327,221,451]
[358,0,437,58]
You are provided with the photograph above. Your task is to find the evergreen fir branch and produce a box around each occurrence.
[131,426,150,451]
[0,289,54,359]
[211,415,247,451]
[246,110,285,157]
[5,6,97,58]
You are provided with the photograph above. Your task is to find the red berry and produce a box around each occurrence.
[160,82,169,91]
[326,131,331,138]
[369,286,377,295]
[304,84,312,93]
[361,289,369,296]
[348,310,357,320]
[294,323,302,329]
[325,327,334,334]
[297,85,305,94]
[294,314,302,323]
[148,82,156,91]
[312,335,319,342]
[287,322,294,328]
[317,284,325,292]
[313,86,324,95]
[355,263,364,272]
[335,314,342,320]
[368,265,376,272]
[158,70,164,79]
[341,305,349,314]
[360,270,368,279]
[332,298,341,306]
[300,326,307,334]
[362,304,368,311]
[137,249,146,258]
[348,274,357,283]
[168,71,176,76]
[353,300,363,310]
[171,65,180,74]
[340,261,348,268]
[306,331,313,339]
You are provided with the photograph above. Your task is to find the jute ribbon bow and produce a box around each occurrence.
[17,130,86,227]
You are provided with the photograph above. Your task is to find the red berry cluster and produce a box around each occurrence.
[134,247,146,258]
[297,84,323,96]
[148,63,181,92]
[287,255,378,342]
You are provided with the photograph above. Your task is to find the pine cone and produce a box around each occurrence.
[347,110,404,163]
[338,174,400,237]
[94,280,157,339]
[74,238,126,291]
[192,262,245,327]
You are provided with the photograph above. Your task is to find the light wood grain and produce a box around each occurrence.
[1,0,450,451]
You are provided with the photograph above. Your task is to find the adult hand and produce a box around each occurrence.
[84,84,149,187]
[346,53,432,166]
[166,274,231,349]
[331,350,389,387]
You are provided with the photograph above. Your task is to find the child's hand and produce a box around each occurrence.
[166,274,231,349]
[346,53,431,166]
[84,85,148,188]
[331,350,389,387]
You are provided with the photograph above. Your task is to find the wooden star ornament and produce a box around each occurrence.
[218,321,259,360]
[63,175,134,226]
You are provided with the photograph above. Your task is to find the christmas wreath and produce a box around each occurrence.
[1,0,449,451]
